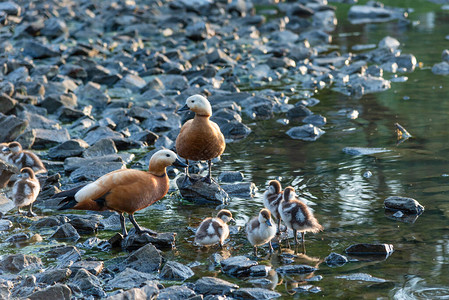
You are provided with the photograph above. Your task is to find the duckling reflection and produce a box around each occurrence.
[248,269,280,290]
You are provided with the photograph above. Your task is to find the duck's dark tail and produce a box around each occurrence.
[53,184,87,211]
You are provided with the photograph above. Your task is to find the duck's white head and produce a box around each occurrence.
[178,94,212,117]
[259,208,273,227]
[217,209,234,223]
[149,149,187,175]
[283,186,297,202]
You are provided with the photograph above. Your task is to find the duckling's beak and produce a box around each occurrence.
[265,219,273,227]
[173,157,188,169]
[230,217,236,224]
[1,147,9,153]
[177,104,190,113]
[16,174,22,178]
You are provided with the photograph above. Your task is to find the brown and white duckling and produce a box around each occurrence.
[263,180,283,235]
[246,208,277,256]
[53,149,187,237]
[176,94,226,183]
[3,142,47,174]
[278,186,323,245]
[194,209,234,247]
[12,167,40,216]
[0,143,11,161]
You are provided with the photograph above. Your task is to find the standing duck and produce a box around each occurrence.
[194,209,234,248]
[2,142,47,174]
[12,167,40,216]
[278,186,323,245]
[263,180,283,235]
[176,94,226,183]
[246,208,277,256]
[53,149,187,237]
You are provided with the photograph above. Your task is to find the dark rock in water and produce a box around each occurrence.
[221,182,257,197]
[393,54,417,72]
[0,160,18,188]
[325,252,348,267]
[71,260,104,276]
[293,285,322,294]
[432,62,449,75]
[83,138,117,157]
[69,215,99,233]
[336,273,387,283]
[37,268,72,284]
[5,232,31,243]
[221,256,258,277]
[28,284,71,300]
[276,264,316,274]
[219,119,252,140]
[121,228,176,251]
[442,49,449,63]
[45,246,82,268]
[50,223,80,241]
[22,40,60,59]
[32,128,70,149]
[249,265,271,277]
[194,276,239,296]
[345,243,394,255]
[48,139,89,160]
[218,171,244,183]
[105,268,158,291]
[0,254,42,273]
[0,219,13,231]
[0,113,28,142]
[10,275,36,298]
[0,93,17,114]
[287,105,312,119]
[176,174,230,205]
[286,124,325,141]
[267,57,296,69]
[106,282,159,300]
[303,114,327,127]
[231,287,281,299]
[342,147,390,156]
[158,285,196,300]
[384,196,424,215]
[71,268,106,298]
[118,243,162,273]
[160,261,195,281]
[350,75,390,94]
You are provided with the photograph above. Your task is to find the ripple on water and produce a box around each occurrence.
[394,277,449,300]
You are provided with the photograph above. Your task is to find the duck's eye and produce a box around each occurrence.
[166,154,170,157]
[191,100,195,103]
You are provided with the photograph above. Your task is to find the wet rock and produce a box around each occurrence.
[45,245,82,268]
[158,74,189,91]
[0,254,42,273]
[186,21,213,41]
[0,93,17,114]
[31,216,68,229]
[28,284,71,300]
[71,260,104,276]
[325,252,348,267]
[122,229,176,251]
[11,275,37,298]
[0,1,20,16]
[303,114,327,127]
[118,243,163,273]
[286,105,313,119]
[80,237,110,251]
[71,268,106,298]
[106,282,159,300]
[207,49,236,66]
[0,159,18,188]
[348,6,399,23]
[48,139,89,160]
[218,171,244,183]
[342,147,390,156]
[379,36,401,50]
[384,196,424,215]
[5,232,31,243]
[276,264,316,275]
[194,277,239,295]
[41,94,77,114]
[432,62,449,75]
[221,256,258,277]
[345,243,394,255]
[70,160,125,182]
[105,268,158,291]
[351,75,391,94]
[32,128,70,149]
[0,219,13,231]
[393,54,417,72]
[83,126,124,145]
[22,40,60,59]
[249,265,271,277]
[336,273,387,283]
[299,29,331,46]
[64,155,126,172]
[50,223,80,241]
[219,120,252,140]
[76,82,110,108]
[69,216,99,233]
[160,261,194,281]
[286,124,325,141]
[221,182,257,197]
[232,288,281,299]
[293,285,322,294]
[37,268,72,284]
[83,138,117,157]
[267,57,296,69]
[0,113,28,142]
[176,174,230,205]
[158,285,196,300]
[0,278,13,299]
[42,18,68,38]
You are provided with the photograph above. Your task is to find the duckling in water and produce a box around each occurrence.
[263,180,283,235]
[3,142,47,174]
[278,186,323,245]
[194,209,233,248]
[53,149,187,237]
[246,208,277,256]
[176,94,226,183]
[12,167,40,216]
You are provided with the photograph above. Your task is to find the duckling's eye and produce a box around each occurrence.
[166,154,170,157]
[191,100,195,103]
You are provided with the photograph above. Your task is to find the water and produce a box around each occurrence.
[3,0,449,298]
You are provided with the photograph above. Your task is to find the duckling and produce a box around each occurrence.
[53,149,187,237]
[176,94,226,183]
[278,186,323,245]
[246,208,277,256]
[0,143,10,161]
[3,142,47,174]
[263,180,283,235]
[12,167,40,216]
[194,209,233,248]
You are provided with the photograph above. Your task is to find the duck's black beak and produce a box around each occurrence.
[173,157,188,169]
[265,219,273,227]
[177,104,190,113]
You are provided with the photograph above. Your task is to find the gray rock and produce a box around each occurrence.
[384,196,424,215]
[19,111,59,130]
[158,285,196,300]
[303,114,326,127]
[75,82,110,108]
[336,273,386,283]
[116,74,146,92]
[0,160,17,188]
[207,49,236,66]
[48,139,89,160]
[276,264,316,274]
[232,288,281,299]
[59,64,87,79]
[221,256,258,277]
[71,268,106,298]
[28,284,71,300]
[342,147,390,156]
[119,243,162,273]
[249,265,271,277]
[83,138,117,157]
[80,237,111,251]
[194,277,239,295]
[0,278,13,299]
[0,1,21,16]
[186,21,213,41]
[64,155,125,172]
[58,107,88,122]
[83,126,124,145]
[41,94,77,114]
[5,232,31,243]
[122,229,176,251]
[41,18,68,38]
[393,54,417,72]
[293,285,322,294]
[71,260,104,276]
[70,161,125,182]
[299,29,331,45]
[221,182,257,197]
[0,254,42,273]
[267,57,296,69]
[442,49,449,63]
[158,75,189,91]
[176,174,230,205]
[350,75,390,94]
[69,215,99,233]
[348,6,396,23]
[105,268,158,291]
[160,261,194,281]
[22,40,60,59]
[218,171,244,183]
[287,105,313,119]
[219,120,251,140]
[31,216,67,229]
[45,246,82,268]
[0,93,17,114]
[345,243,394,255]
[32,128,70,149]
[432,61,449,75]
[37,268,72,284]
[379,36,401,49]
[106,282,159,300]
[11,275,38,298]
[325,252,348,267]
[286,124,325,141]
[50,223,80,241]
[0,112,28,143]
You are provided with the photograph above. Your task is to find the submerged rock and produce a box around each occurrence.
[336,273,387,283]
[231,287,281,299]
[325,252,348,267]
[194,276,239,295]
[345,243,394,255]
[221,182,257,197]
[121,228,176,250]
[286,124,325,141]
[106,282,159,300]
[432,61,449,75]
[342,147,390,156]
[221,256,258,277]
[276,264,316,274]
[384,196,424,215]
[176,174,230,205]
[218,171,244,183]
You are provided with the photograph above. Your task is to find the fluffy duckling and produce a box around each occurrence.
[194,209,234,247]
[176,94,226,183]
[53,149,187,237]
[0,143,10,161]
[263,180,283,235]
[3,142,47,174]
[246,208,277,256]
[278,186,323,245]
[12,167,40,216]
